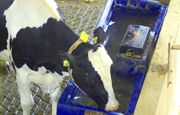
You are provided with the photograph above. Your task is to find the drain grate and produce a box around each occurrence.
[0,3,104,115]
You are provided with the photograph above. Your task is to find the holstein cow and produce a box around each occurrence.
[0,0,119,114]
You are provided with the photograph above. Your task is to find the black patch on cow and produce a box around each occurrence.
[93,27,106,44]
[11,18,79,75]
[10,37,12,49]
[72,59,108,109]
[11,17,111,109]
[0,0,14,52]
[33,60,64,75]
[92,44,101,52]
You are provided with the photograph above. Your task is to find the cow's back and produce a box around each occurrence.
[0,0,14,61]
[0,0,64,62]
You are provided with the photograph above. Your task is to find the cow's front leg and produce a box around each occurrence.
[50,86,61,115]
[16,71,34,115]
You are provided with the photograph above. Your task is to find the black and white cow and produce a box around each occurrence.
[0,0,119,114]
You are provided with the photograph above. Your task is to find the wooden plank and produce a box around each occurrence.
[134,0,180,115]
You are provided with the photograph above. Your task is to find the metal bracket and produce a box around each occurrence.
[114,0,131,7]
[167,36,180,88]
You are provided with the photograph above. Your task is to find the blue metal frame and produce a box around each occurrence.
[96,0,115,28]
[57,0,168,115]
[153,6,168,40]
[57,81,123,115]
[95,0,168,42]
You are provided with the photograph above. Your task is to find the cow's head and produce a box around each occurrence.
[58,27,119,111]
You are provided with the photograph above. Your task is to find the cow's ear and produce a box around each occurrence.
[93,27,106,44]
[57,51,76,68]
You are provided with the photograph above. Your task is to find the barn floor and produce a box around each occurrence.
[0,1,106,115]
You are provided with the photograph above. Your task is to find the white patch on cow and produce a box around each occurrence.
[27,66,69,94]
[15,64,68,114]
[45,0,58,9]
[0,35,11,62]
[0,49,10,62]
[88,45,119,109]
[15,64,68,94]
[15,64,34,114]
[4,0,62,39]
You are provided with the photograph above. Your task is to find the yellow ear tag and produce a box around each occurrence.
[93,37,98,44]
[63,59,70,67]
[80,31,89,43]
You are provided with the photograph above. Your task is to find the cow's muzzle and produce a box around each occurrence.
[105,101,119,111]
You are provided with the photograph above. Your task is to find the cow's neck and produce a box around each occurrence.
[56,21,91,56]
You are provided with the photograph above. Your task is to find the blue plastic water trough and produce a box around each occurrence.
[57,0,168,115]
